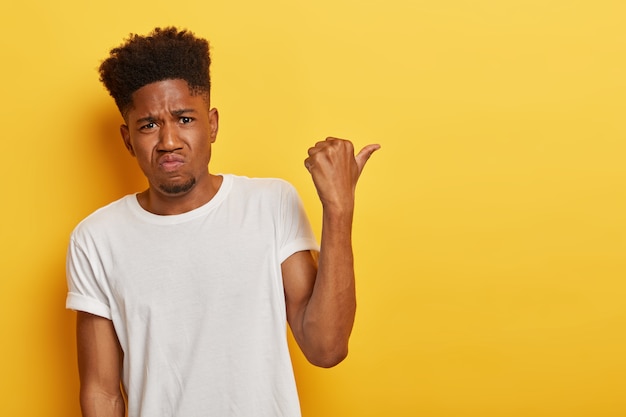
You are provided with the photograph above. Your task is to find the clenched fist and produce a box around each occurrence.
[304,137,380,211]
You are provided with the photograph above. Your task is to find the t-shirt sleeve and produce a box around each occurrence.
[66,235,112,319]
[278,182,319,263]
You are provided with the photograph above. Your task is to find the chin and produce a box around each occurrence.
[158,178,196,195]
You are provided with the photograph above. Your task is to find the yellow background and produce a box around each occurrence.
[1,0,625,416]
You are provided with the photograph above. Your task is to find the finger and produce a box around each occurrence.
[307,141,328,156]
[304,157,314,171]
[355,144,381,173]
[307,146,320,157]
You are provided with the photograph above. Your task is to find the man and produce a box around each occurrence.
[66,27,379,417]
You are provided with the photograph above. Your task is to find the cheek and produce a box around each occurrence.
[202,143,213,165]
[132,146,155,169]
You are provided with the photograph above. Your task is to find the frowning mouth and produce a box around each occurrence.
[159,154,185,172]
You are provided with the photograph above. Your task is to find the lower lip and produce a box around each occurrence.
[160,161,184,171]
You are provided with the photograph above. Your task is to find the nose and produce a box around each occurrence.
[158,123,183,151]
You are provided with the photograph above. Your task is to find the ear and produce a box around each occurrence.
[208,108,219,143]
[120,124,135,156]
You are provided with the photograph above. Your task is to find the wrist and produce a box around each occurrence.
[322,204,355,231]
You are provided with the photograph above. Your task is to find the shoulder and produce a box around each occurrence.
[71,195,136,241]
[227,174,298,197]
[223,175,305,216]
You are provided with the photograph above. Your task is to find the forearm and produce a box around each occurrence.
[301,206,357,367]
[80,387,125,417]
[76,312,125,417]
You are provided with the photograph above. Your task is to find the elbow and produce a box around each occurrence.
[305,342,349,368]
[312,352,348,369]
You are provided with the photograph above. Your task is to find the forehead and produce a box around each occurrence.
[127,79,208,117]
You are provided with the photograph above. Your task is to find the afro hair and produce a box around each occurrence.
[99,27,211,117]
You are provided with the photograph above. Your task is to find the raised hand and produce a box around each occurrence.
[304,137,380,211]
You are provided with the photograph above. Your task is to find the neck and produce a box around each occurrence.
[138,174,223,215]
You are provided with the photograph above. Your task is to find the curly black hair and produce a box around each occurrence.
[99,27,211,118]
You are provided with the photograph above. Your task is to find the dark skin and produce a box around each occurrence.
[77,79,379,417]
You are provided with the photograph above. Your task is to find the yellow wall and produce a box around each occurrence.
[1,1,625,416]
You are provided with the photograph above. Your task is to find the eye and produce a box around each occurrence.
[180,116,193,124]
[140,122,156,130]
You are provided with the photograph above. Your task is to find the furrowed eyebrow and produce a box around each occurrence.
[172,109,196,116]
[136,115,157,125]
[134,109,195,125]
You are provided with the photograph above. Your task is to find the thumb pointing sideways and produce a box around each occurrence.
[355,144,381,175]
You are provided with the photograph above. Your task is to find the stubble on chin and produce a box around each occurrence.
[158,178,196,195]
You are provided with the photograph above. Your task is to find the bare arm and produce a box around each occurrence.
[283,138,379,368]
[76,312,125,417]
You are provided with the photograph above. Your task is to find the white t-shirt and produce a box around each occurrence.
[66,174,319,417]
